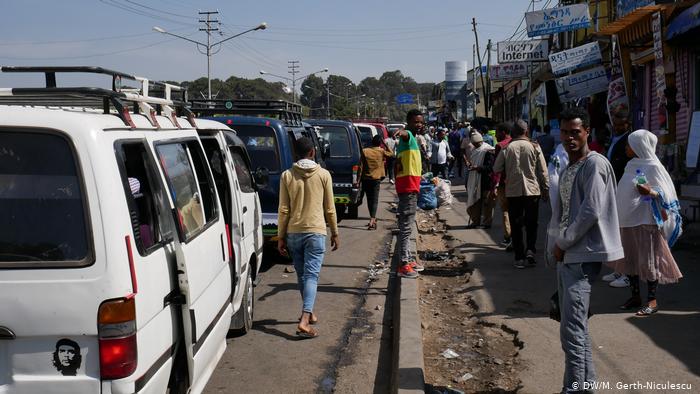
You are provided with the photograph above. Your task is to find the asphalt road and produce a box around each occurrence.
[204,182,399,394]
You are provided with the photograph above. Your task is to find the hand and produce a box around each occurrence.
[553,244,565,262]
[331,234,340,251]
[636,183,653,196]
[277,238,288,257]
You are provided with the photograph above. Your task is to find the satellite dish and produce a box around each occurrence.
[282,86,292,94]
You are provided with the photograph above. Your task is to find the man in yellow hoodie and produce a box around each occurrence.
[278,137,339,338]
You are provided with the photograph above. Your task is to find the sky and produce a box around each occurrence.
[1,0,543,89]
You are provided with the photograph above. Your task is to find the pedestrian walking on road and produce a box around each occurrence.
[465,132,496,228]
[609,129,683,316]
[551,107,624,394]
[493,119,549,269]
[277,137,340,338]
[430,128,453,179]
[603,111,634,288]
[395,109,425,278]
[363,135,393,230]
[384,133,397,184]
[448,125,463,177]
[493,123,513,249]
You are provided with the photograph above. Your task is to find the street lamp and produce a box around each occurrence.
[153,22,267,100]
[259,67,328,103]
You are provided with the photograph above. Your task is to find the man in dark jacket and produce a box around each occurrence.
[607,111,632,183]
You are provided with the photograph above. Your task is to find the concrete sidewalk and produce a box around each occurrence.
[441,180,700,393]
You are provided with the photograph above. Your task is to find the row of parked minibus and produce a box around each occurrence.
[0,66,367,394]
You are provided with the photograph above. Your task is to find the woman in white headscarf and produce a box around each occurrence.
[610,129,683,316]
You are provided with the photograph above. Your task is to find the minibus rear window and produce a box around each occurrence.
[0,131,91,266]
[233,125,280,173]
[318,126,352,157]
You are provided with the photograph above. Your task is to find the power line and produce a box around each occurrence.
[243,37,471,53]
[121,0,196,19]
[98,0,198,26]
[0,27,191,46]
[0,37,180,60]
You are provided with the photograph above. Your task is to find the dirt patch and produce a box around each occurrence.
[417,209,523,393]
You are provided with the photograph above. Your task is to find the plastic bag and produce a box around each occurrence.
[435,178,453,206]
[417,181,437,210]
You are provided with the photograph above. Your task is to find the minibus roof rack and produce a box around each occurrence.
[188,98,304,127]
[0,66,193,128]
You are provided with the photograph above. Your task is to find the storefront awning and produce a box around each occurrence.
[598,4,668,35]
[666,2,700,40]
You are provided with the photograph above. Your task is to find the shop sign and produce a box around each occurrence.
[616,0,655,18]
[549,42,602,76]
[556,66,609,103]
[652,11,668,128]
[534,83,548,106]
[526,4,591,37]
[497,40,549,63]
[606,35,630,124]
[490,63,529,81]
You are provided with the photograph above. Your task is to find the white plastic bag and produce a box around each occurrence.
[435,179,453,206]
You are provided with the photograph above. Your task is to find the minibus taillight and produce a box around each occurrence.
[98,298,137,380]
[352,165,360,186]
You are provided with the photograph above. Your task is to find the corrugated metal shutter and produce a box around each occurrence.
[675,49,691,144]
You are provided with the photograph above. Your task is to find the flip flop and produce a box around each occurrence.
[296,327,319,339]
[635,305,658,316]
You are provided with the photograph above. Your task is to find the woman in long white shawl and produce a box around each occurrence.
[609,129,683,316]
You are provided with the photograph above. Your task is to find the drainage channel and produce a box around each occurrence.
[317,231,395,393]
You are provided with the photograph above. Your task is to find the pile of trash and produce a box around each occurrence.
[418,172,453,210]
[366,260,389,283]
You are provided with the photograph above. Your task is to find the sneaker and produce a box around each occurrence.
[398,264,419,278]
[610,275,630,288]
[504,241,513,252]
[500,238,511,247]
[390,179,395,184]
[514,260,526,269]
[602,272,621,282]
[409,261,425,272]
[526,250,537,267]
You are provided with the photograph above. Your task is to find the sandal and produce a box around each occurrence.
[635,305,658,317]
[296,326,319,339]
[619,297,642,310]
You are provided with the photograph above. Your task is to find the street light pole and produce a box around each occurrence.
[260,67,328,103]
[154,19,267,100]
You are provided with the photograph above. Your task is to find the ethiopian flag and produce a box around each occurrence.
[395,130,422,194]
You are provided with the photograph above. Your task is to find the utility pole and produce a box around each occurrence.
[326,80,331,119]
[199,11,219,100]
[288,60,299,103]
[486,39,492,117]
[471,18,488,117]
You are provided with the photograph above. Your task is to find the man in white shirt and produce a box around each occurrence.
[430,128,453,179]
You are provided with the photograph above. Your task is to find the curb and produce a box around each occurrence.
[391,221,426,394]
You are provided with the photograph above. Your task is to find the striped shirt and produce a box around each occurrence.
[395,130,422,194]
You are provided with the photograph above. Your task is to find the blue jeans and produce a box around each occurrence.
[558,262,601,393]
[287,233,326,313]
[397,192,417,263]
